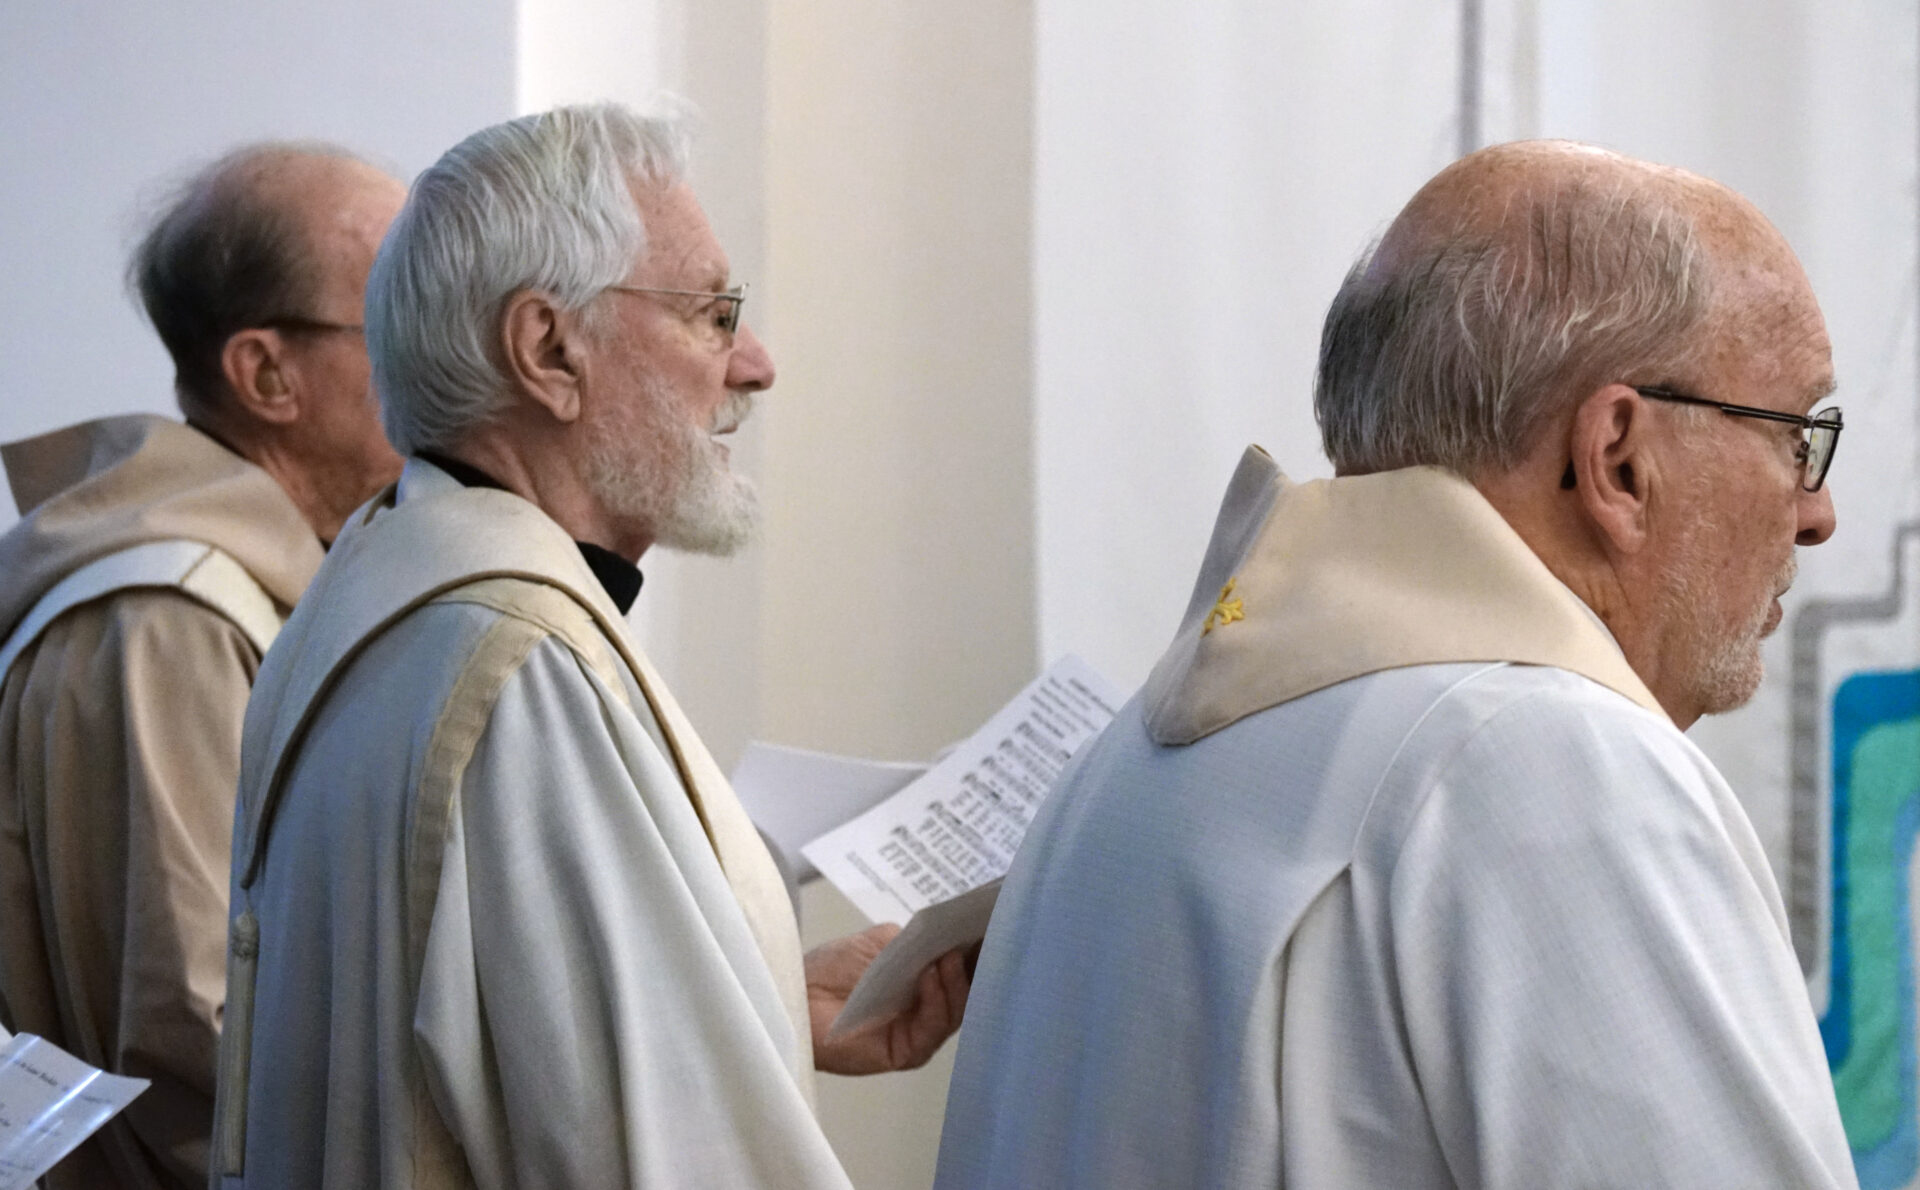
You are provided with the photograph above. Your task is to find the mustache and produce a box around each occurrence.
[709,390,755,435]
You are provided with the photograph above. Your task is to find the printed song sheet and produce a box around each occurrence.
[804,655,1124,926]
[0,1032,147,1189]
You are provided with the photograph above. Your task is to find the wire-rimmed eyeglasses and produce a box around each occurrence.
[603,283,748,336]
[1633,385,1843,493]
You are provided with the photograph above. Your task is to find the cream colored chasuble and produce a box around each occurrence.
[935,446,1854,1190]
[214,463,826,1188]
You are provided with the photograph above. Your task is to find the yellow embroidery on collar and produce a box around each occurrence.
[1203,578,1245,635]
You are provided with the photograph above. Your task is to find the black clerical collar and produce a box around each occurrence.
[574,541,644,615]
[414,452,644,615]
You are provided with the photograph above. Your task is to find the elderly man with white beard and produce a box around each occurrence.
[934,141,1856,1189]
[209,103,969,1190]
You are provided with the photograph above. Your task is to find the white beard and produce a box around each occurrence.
[1654,506,1791,718]
[585,381,760,557]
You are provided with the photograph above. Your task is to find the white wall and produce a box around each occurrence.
[761,1,1039,765]
[1032,0,1466,691]
[0,2,517,527]
[517,0,676,113]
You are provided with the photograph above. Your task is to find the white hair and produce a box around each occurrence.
[1314,180,1713,476]
[367,102,692,453]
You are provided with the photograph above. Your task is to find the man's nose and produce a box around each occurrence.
[1796,482,1836,546]
[726,325,775,392]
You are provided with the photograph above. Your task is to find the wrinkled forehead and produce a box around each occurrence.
[627,178,730,288]
[1700,252,1834,405]
[1684,193,1832,394]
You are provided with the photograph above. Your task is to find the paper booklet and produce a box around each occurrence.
[768,655,1124,1037]
[826,878,1003,1039]
[0,1026,148,1189]
[801,654,1124,926]
[731,743,929,891]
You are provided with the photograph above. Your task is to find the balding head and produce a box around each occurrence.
[130,143,400,420]
[129,143,408,541]
[1316,141,1840,729]
[1314,139,1806,478]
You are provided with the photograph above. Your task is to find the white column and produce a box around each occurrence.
[516,0,677,113]
[759,5,1038,1186]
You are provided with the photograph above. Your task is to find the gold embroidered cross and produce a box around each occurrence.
[1203,578,1244,635]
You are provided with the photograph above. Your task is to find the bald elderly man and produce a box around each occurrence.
[935,142,1856,1188]
[0,144,403,1189]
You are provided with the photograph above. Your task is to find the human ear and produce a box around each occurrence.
[500,291,585,424]
[220,329,301,426]
[1567,383,1655,556]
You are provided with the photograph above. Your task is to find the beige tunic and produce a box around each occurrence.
[0,415,321,1190]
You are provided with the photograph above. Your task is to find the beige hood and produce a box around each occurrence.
[1142,445,1665,746]
[0,415,322,637]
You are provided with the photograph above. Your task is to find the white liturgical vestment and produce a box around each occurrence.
[934,448,1857,1189]
[210,461,849,1190]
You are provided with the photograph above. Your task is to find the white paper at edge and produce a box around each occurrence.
[730,743,927,885]
[828,878,1003,1039]
[0,1033,147,1189]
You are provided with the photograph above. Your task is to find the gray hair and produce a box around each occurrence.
[368,102,691,454]
[128,141,369,419]
[1314,180,1713,476]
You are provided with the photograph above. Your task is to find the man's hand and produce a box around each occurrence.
[806,924,971,1075]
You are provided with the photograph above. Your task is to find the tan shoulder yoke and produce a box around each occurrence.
[1141,447,1665,746]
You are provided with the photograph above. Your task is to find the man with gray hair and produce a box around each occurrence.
[935,142,1857,1188]
[211,103,968,1188]
[0,144,404,1189]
